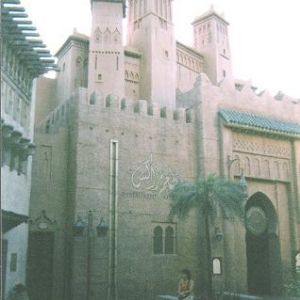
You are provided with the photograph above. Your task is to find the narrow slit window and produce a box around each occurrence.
[95,55,97,70]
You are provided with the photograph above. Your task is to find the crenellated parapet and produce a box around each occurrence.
[37,87,195,136]
[79,90,194,125]
[234,79,300,106]
[191,74,300,125]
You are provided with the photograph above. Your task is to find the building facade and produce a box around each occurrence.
[28,1,300,300]
[1,1,56,299]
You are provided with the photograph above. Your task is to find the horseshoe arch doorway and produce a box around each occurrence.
[245,192,282,296]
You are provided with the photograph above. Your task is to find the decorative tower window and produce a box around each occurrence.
[104,28,111,44]
[113,28,121,44]
[94,28,102,43]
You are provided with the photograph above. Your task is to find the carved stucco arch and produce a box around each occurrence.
[245,192,278,235]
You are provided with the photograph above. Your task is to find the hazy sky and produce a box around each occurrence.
[21,0,300,99]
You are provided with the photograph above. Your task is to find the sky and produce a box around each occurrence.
[21,0,300,99]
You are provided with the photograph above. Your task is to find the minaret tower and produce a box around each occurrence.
[88,0,125,98]
[193,6,233,85]
[127,0,176,107]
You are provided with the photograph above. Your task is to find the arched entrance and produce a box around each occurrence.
[245,192,282,296]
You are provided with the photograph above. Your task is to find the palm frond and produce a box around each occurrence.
[169,180,198,220]
[169,174,245,223]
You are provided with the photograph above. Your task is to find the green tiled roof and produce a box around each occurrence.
[219,108,300,138]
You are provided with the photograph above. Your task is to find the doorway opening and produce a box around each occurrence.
[27,231,54,300]
[245,192,282,296]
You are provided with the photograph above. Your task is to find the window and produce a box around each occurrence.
[76,57,81,67]
[94,28,102,43]
[165,226,175,254]
[96,73,103,82]
[45,119,50,133]
[153,223,176,255]
[223,70,226,77]
[153,226,163,254]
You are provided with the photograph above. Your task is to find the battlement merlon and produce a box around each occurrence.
[90,0,126,17]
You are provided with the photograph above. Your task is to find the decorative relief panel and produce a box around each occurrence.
[29,210,57,231]
[176,50,202,73]
[94,27,121,45]
[233,137,290,158]
[232,153,290,181]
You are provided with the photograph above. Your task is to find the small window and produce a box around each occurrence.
[164,50,169,58]
[46,119,50,133]
[153,223,176,255]
[223,70,226,77]
[96,73,103,82]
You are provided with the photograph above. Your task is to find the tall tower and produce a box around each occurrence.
[88,0,125,98]
[193,6,233,85]
[127,0,176,107]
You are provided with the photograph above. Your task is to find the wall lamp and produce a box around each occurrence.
[19,140,36,158]
[215,227,223,241]
[73,214,109,237]
[1,124,14,139]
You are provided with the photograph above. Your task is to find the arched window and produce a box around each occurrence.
[165,226,174,254]
[104,28,111,44]
[130,72,134,81]
[76,56,81,67]
[113,28,121,44]
[94,28,102,43]
[153,226,163,254]
[153,224,176,255]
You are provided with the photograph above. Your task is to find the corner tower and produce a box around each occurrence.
[127,0,176,107]
[88,0,125,98]
[193,6,233,85]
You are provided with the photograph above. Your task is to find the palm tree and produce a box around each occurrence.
[169,174,246,299]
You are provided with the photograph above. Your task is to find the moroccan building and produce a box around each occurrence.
[1,0,56,299]
[28,1,300,300]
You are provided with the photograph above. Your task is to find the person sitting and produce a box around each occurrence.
[178,269,194,300]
